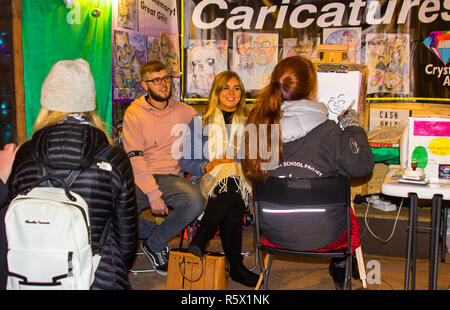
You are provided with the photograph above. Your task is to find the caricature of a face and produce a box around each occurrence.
[327,94,346,115]
[251,35,275,65]
[166,51,179,75]
[295,40,314,58]
[190,46,218,91]
[118,0,129,18]
[368,35,387,57]
[382,71,403,92]
[130,56,141,82]
[390,37,406,62]
[152,39,160,54]
[341,31,358,49]
[148,38,160,61]
[161,35,169,58]
[237,35,252,57]
[115,32,131,69]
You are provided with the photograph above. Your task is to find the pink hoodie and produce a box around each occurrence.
[123,95,196,202]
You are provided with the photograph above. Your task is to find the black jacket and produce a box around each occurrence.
[272,120,374,179]
[8,123,137,290]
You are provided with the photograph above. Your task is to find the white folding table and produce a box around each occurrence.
[381,174,450,290]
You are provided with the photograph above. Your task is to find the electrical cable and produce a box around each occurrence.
[364,198,404,244]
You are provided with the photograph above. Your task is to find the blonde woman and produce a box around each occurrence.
[180,71,258,287]
[8,59,137,290]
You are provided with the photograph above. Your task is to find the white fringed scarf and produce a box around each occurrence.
[199,108,252,207]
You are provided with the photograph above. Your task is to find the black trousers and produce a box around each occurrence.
[191,177,246,264]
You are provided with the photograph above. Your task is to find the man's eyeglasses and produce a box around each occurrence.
[253,41,271,48]
[145,75,172,85]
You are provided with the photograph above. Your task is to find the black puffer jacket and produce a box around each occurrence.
[8,123,137,290]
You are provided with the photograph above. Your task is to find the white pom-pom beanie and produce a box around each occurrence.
[40,58,96,113]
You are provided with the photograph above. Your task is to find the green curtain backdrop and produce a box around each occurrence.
[21,0,112,137]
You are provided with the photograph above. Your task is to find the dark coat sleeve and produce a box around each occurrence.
[336,126,374,178]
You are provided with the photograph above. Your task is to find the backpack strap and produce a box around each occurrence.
[64,169,82,188]
[96,216,112,254]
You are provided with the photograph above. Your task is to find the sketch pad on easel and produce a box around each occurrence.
[316,71,362,123]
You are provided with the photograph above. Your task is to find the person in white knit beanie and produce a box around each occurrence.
[40,58,96,113]
[6,58,137,290]
[33,59,110,142]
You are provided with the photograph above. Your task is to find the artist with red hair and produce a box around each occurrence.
[244,56,374,289]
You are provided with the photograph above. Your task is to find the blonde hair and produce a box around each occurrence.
[33,107,113,145]
[203,71,248,125]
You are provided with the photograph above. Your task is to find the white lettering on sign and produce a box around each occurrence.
[191,0,450,30]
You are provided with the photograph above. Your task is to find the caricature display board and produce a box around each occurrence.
[112,0,179,127]
[182,0,450,103]
[402,117,450,183]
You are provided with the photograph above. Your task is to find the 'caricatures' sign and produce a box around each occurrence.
[182,0,450,102]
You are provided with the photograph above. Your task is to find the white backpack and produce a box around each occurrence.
[5,175,104,290]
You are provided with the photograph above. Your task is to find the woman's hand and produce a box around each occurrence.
[204,158,235,174]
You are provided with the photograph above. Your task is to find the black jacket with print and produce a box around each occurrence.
[271,120,374,179]
[8,123,137,290]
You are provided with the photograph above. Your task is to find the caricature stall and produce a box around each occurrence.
[14,1,449,137]
[178,0,450,197]
[8,0,449,213]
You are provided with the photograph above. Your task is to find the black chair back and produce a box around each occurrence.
[254,177,351,251]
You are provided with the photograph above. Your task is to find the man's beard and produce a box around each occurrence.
[148,84,173,102]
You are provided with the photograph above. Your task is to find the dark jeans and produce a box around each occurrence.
[136,174,205,252]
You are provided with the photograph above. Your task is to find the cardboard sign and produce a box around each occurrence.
[369,108,410,130]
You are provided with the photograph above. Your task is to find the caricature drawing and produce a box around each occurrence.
[324,28,361,63]
[147,37,161,62]
[365,33,410,94]
[233,32,278,90]
[187,41,227,97]
[235,33,254,76]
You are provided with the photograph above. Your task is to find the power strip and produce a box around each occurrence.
[372,201,397,212]
[366,195,397,212]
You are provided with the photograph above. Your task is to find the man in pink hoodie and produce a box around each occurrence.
[123,61,205,275]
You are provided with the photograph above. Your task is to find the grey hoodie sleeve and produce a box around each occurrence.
[336,126,374,178]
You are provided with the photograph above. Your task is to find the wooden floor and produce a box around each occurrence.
[128,222,450,291]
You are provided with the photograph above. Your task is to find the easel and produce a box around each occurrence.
[319,45,367,288]
[316,44,352,65]
[313,44,370,131]
[318,45,367,289]
[255,46,368,290]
